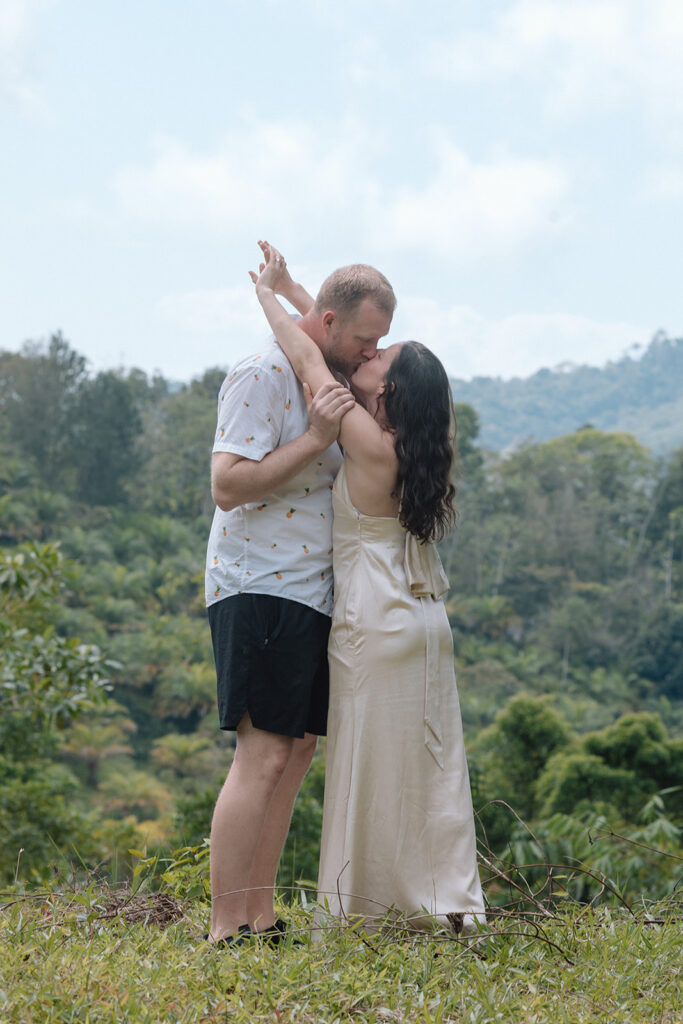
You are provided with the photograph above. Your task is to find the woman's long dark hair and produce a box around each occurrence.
[382,341,457,544]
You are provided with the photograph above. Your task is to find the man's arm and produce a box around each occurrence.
[249,247,314,316]
[281,280,314,316]
[212,381,353,511]
[212,434,326,511]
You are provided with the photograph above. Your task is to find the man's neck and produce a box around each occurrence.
[297,311,325,350]
[295,310,348,386]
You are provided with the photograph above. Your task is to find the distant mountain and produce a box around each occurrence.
[451,332,683,453]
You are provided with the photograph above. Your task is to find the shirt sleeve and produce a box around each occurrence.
[212,362,285,461]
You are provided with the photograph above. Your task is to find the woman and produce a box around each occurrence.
[252,242,485,934]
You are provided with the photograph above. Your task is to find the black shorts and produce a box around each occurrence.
[207,593,330,738]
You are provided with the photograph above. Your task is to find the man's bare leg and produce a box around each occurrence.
[246,733,317,931]
[209,714,294,942]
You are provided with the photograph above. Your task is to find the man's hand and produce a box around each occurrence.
[305,380,355,448]
[211,381,354,510]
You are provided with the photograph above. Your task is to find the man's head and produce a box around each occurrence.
[313,265,396,378]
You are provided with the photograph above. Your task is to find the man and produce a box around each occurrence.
[205,253,396,944]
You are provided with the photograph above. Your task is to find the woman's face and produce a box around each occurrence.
[349,342,404,406]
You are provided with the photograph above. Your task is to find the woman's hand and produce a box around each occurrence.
[249,240,292,294]
[249,239,315,316]
[305,380,355,448]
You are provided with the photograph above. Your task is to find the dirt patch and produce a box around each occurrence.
[97,890,185,929]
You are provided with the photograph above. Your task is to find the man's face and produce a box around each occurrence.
[322,299,393,379]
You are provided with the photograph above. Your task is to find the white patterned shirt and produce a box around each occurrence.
[205,337,342,615]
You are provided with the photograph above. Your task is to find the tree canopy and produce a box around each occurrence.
[1,333,681,895]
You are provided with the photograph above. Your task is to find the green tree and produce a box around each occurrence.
[632,603,683,699]
[0,543,111,882]
[647,445,683,544]
[0,334,87,490]
[537,712,683,822]
[73,371,144,505]
[475,695,572,822]
[132,368,224,520]
[536,752,635,818]
[97,768,173,822]
[61,704,137,788]
[448,595,519,642]
[453,401,484,474]
[151,732,215,784]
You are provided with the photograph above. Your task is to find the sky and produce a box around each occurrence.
[2,0,682,382]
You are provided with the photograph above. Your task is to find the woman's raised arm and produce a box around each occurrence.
[250,242,398,480]
[251,242,335,392]
[248,242,314,316]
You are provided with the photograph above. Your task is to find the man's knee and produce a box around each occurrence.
[289,732,318,773]
[233,726,293,786]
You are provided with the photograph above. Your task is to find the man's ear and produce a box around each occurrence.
[321,310,336,330]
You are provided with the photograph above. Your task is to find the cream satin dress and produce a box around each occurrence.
[316,464,485,933]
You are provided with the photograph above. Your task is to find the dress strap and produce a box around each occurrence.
[403,534,450,769]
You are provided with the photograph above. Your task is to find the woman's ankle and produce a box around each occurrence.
[249,908,276,932]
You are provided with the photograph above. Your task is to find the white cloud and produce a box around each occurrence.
[375,138,570,259]
[115,121,571,263]
[0,0,30,57]
[425,1,627,95]
[393,296,648,380]
[344,34,401,92]
[153,284,650,382]
[156,285,256,336]
[425,0,683,130]
[0,0,49,112]
[639,163,683,203]
[114,121,375,236]
[303,0,406,27]
[154,280,315,374]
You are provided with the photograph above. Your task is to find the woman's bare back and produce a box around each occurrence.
[343,439,401,518]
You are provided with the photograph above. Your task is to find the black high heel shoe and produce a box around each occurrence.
[204,922,252,948]
[254,918,302,947]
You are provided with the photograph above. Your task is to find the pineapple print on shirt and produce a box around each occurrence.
[205,338,342,614]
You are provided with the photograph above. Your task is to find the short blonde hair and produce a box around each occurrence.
[314,264,396,322]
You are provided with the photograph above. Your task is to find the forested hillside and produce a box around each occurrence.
[1,334,681,899]
[451,331,683,453]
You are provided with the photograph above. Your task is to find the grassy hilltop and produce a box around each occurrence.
[2,883,681,1023]
[1,333,682,1022]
